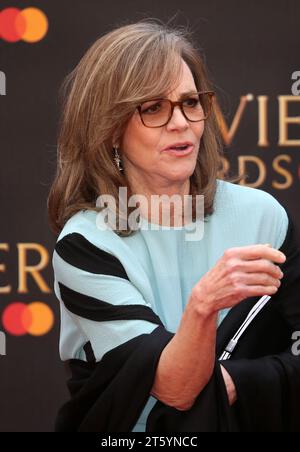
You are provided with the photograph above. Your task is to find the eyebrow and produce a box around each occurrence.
[139,91,199,106]
[177,90,199,99]
[145,90,198,101]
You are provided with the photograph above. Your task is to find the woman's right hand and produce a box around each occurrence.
[189,244,286,317]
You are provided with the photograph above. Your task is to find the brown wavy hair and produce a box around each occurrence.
[48,19,228,236]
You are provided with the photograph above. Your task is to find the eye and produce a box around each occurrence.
[141,101,162,114]
[183,97,200,108]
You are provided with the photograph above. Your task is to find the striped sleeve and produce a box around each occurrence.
[52,232,162,362]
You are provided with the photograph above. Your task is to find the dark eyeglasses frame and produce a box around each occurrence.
[136,90,215,128]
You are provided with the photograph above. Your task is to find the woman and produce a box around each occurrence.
[48,20,300,432]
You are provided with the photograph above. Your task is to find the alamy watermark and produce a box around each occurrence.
[291,71,300,96]
[0,71,6,96]
[291,331,300,356]
[0,331,6,356]
[95,187,205,241]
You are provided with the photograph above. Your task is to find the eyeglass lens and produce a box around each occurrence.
[140,93,212,127]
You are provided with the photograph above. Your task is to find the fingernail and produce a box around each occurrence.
[278,252,286,261]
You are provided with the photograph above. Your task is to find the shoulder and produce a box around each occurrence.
[53,209,145,285]
[215,179,287,215]
[55,209,131,258]
[213,179,289,249]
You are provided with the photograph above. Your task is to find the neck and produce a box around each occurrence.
[126,171,191,227]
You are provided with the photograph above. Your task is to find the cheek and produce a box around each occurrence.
[122,120,161,159]
[194,122,205,140]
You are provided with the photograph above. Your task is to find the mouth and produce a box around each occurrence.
[162,143,194,157]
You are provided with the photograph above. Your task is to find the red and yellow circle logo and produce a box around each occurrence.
[0,7,48,43]
[2,302,54,336]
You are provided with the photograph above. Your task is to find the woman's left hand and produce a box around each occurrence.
[220,365,237,405]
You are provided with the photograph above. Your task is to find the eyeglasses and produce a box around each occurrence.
[136,91,214,128]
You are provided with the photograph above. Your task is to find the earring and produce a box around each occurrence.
[113,147,123,172]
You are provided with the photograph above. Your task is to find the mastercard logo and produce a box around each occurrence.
[0,7,48,43]
[2,302,54,336]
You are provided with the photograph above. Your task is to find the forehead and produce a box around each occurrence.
[165,60,197,98]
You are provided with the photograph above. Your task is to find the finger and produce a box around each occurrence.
[244,284,279,297]
[226,244,286,263]
[241,259,284,279]
[236,272,281,288]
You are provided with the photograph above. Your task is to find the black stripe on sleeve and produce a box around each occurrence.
[55,233,129,280]
[58,282,163,326]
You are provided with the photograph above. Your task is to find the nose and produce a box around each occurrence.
[166,105,189,131]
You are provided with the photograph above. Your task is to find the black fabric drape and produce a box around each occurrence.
[55,326,174,432]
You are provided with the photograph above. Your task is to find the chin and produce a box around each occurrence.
[166,163,196,179]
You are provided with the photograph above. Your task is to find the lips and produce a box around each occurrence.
[162,141,194,151]
[162,144,194,157]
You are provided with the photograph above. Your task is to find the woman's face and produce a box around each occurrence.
[120,60,204,191]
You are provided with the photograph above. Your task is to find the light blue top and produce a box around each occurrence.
[52,179,288,432]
